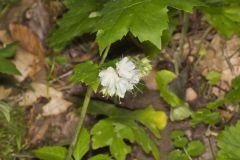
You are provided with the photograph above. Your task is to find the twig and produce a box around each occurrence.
[65,46,111,160]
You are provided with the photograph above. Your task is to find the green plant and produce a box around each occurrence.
[0,43,20,75]
[216,120,240,160]
[36,0,240,159]
[0,104,25,160]
[191,108,221,127]
[168,130,205,160]
[156,70,192,121]
[32,100,167,160]
[208,75,240,109]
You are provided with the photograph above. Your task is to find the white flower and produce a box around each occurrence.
[116,57,140,84]
[99,57,143,98]
[99,67,118,96]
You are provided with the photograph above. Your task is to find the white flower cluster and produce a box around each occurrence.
[99,57,141,98]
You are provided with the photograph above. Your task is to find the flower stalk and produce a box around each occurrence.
[65,46,110,160]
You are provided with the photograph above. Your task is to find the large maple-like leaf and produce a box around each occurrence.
[96,0,169,53]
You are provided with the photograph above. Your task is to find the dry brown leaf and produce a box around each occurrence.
[13,48,41,82]
[9,23,45,67]
[0,30,13,45]
[0,86,12,100]
[19,83,71,116]
[185,87,198,101]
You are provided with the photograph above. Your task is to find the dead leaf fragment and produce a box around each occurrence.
[0,86,12,100]
[19,83,71,116]
[9,23,45,67]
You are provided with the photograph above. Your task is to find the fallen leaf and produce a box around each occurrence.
[185,87,198,102]
[0,86,12,100]
[9,23,45,67]
[19,83,71,116]
[12,47,41,82]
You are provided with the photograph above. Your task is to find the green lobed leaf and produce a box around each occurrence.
[170,130,188,148]
[91,119,134,160]
[186,140,205,157]
[0,43,17,58]
[71,61,100,92]
[32,146,67,160]
[0,58,21,75]
[168,149,188,160]
[89,154,113,160]
[73,128,90,160]
[87,100,165,160]
[88,100,167,138]
[216,121,240,160]
[96,0,169,53]
[47,0,105,51]
[0,101,12,122]
[191,108,221,126]
[202,5,240,37]
[168,0,205,13]
[206,71,221,85]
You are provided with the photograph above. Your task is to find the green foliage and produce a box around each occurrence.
[48,0,206,53]
[71,61,100,92]
[89,154,113,160]
[186,140,205,157]
[0,101,11,122]
[168,0,204,12]
[91,119,134,160]
[216,120,240,160]
[0,43,20,75]
[206,71,221,85]
[33,128,90,160]
[156,70,192,121]
[0,105,25,160]
[208,75,240,109]
[88,100,167,160]
[191,108,221,126]
[32,146,67,160]
[202,2,240,37]
[73,128,90,160]
[168,130,205,160]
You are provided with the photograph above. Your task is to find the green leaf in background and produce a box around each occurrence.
[73,128,90,160]
[0,101,11,122]
[206,71,221,85]
[87,100,166,160]
[96,0,169,53]
[47,0,104,51]
[89,154,113,160]
[0,58,20,75]
[202,5,240,37]
[168,150,188,160]
[0,43,20,75]
[32,146,67,160]
[156,70,192,121]
[207,75,240,109]
[168,0,205,12]
[71,61,100,92]
[191,108,221,126]
[0,43,17,58]
[186,140,205,157]
[170,130,188,148]
[91,119,134,160]
[216,121,240,160]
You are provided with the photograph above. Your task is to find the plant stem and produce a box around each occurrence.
[65,46,110,160]
[175,12,189,75]
[183,147,193,160]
